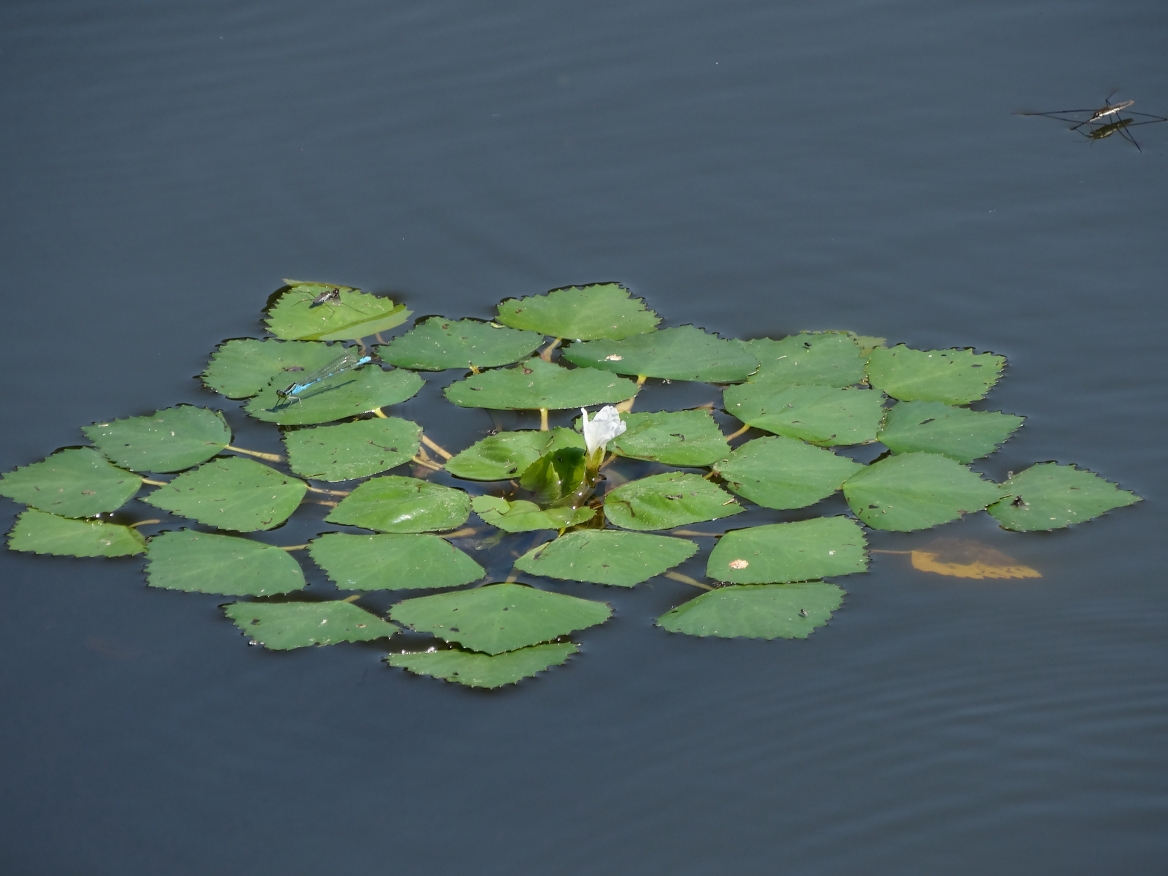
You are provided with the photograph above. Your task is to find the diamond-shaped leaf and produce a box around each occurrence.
[706,518,867,584]
[202,339,344,399]
[141,457,307,532]
[283,417,421,482]
[712,435,863,510]
[744,332,867,387]
[495,283,659,340]
[0,448,142,518]
[514,530,698,586]
[245,363,423,426]
[146,529,305,595]
[388,642,578,688]
[445,429,583,481]
[471,495,594,532]
[561,326,758,382]
[878,401,1023,463]
[389,582,611,654]
[657,582,844,639]
[866,345,1005,404]
[610,409,730,467]
[265,281,411,341]
[7,509,146,557]
[988,463,1140,531]
[83,406,231,473]
[723,383,885,446]
[604,472,743,531]
[843,452,1002,531]
[309,532,484,590]
[326,476,470,533]
[444,357,638,410]
[377,317,543,370]
[223,600,397,650]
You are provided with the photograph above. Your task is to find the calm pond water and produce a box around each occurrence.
[2,1,1166,873]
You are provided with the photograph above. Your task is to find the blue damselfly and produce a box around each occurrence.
[276,350,374,403]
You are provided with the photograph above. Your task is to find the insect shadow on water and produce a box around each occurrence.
[1015,90,1168,152]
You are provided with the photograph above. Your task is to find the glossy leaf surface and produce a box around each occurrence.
[514,530,698,586]
[723,383,886,446]
[471,495,594,532]
[866,345,1005,404]
[388,642,578,688]
[444,357,638,410]
[283,417,421,482]
[561,326,758,383]
[988,463,1140,531]
[327,475,471,533]
[83,406,231,473]
[610,409,731,467]
[712,435,863,509]
[309,532,484,591]
[245,364,423,426]
[707,518,867,584]
[604,472,743,531]
[146,529,305,595]
[658,582,844,639]
[202,339,343,399]
[496,283,659,340]
[223,600,397,650]
[7,509,146,557]
[389,582,611,654]
[265,281,411,341]
[378,317,543,370]
[745,332,867,387]
[878,401,1024,463]
[0,448,141,518]
[142,457,307,532]
[843,452,1002,531]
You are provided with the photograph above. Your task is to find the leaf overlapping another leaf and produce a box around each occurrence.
[561,326,758,383]
[7,509,146,557]
[283,417,421,482]
[83,406,231,473]
[377,317,543,371]
[723,383,886,446]
[444,357,638,410]
[326,476,470,533]
[604,472,743,531]
[495,283,660,340]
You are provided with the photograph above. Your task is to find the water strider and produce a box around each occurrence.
[1015,91,1167,151]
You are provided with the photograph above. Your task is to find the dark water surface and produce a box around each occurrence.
[2,1,1166,873]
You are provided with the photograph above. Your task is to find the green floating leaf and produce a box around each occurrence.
[988,463,1140,531]
[723,383,886,446]
[83,406,231,473]
[265,281,412,341]
[283,417,421,482]
[878,401,1024,463]
[514,530,698,586]
[309,532,484,590]
[713,435,863,510]
[327,476,470,533]
[445,428,583,481]
[142,457,307,532]
[604,472,743,531]
[496,282,660,340]
[561,326,759,383]
[388,642,578,688]
[519,447,587,506]
[471,495,594,532]
[866,345,1005,405]
[843,452,1002,531]
[706,517,867,584]
[610,409,731,467]
[744,332,867,387]
[223,600,397,650]
[202,339,343,399]
[377,317,544,371]
[146,529,305,596]
[0,448,141,518]
[7,509,146,557]
[389,582,611,654]
[658,582,844,640]
[245,363,424,426]
[445,357,638,411]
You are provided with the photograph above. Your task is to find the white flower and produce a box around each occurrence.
[581,405,626,459]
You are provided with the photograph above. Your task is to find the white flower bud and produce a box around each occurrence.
[581,405,626,460]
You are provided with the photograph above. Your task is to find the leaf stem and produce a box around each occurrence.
[129,519,162,528]
[444,527,478,538]
[725,424,751,442]
[225,444,283,463]
[420,434,452,460]
[411,455,443,472]
[539,408,549,431]
[141,478,168,487]
[539,338,561,362]
[370,408,388,419]
[280,544,310,551]
[670,529,720,537]
[305,485,350,496]
[663,571,714,591]
[342,594,362,603]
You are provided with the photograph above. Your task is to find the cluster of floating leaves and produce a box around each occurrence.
[0,281,1141,689]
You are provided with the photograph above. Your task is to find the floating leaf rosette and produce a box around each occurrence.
[0,277,1140,689]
